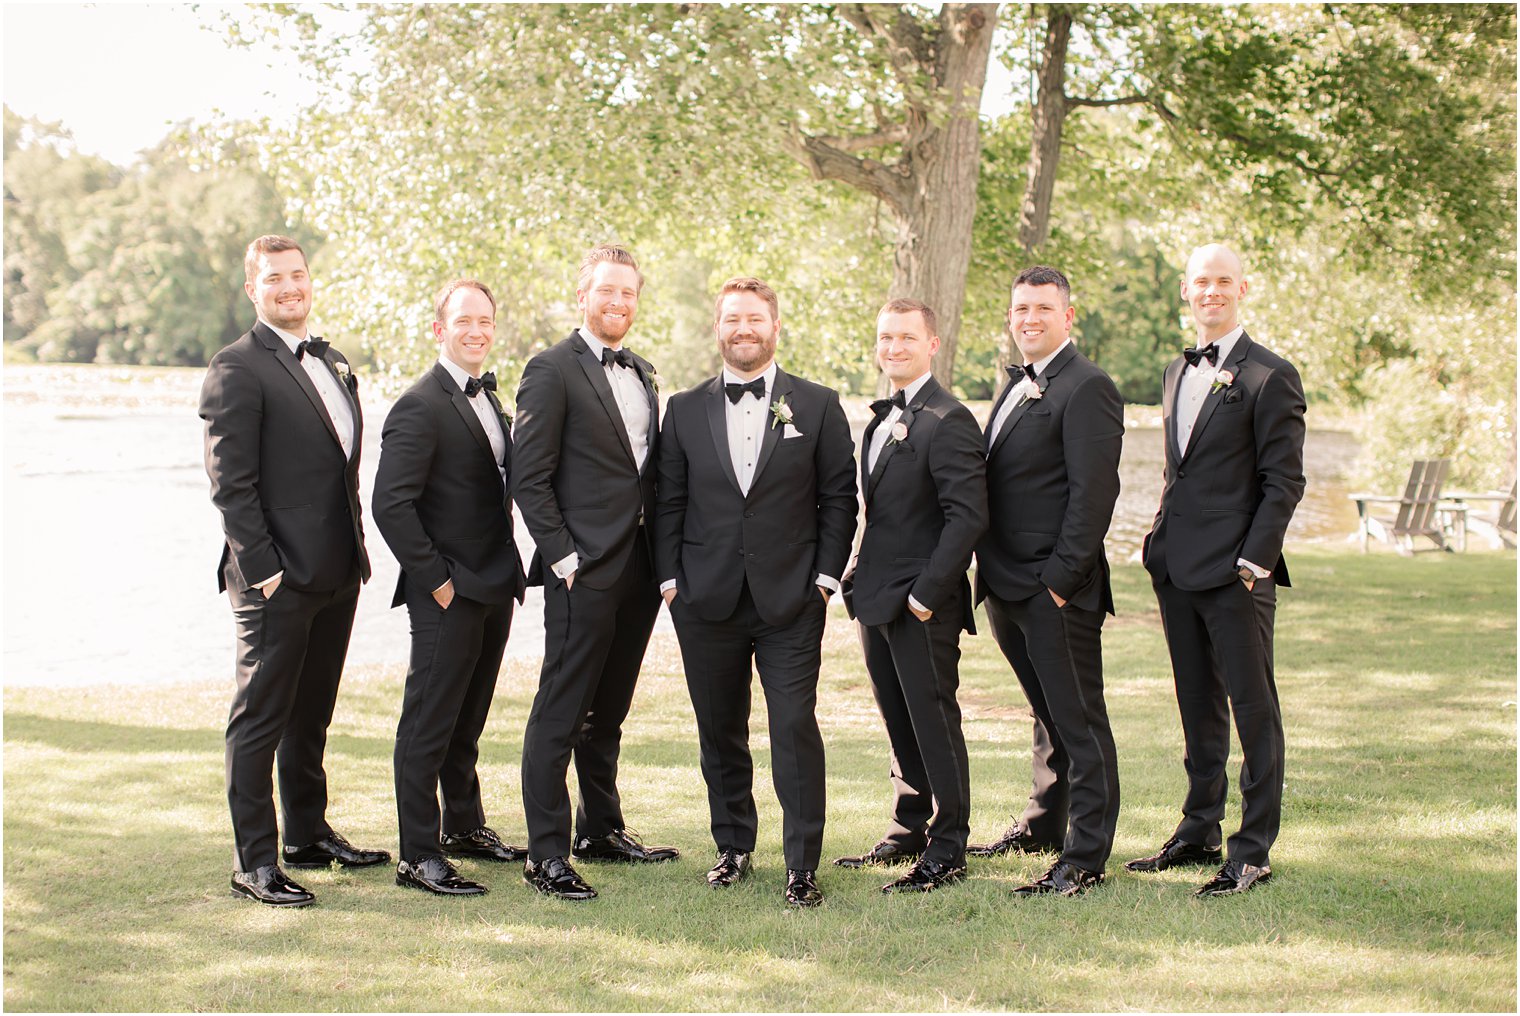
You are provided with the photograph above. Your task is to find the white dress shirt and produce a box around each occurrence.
[551,328,654,581]
[1176,324,1242,455]
[987,338,1071,449]
[437,354,506,487]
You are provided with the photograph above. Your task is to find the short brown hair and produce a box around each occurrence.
[713,276,780,325]
[433,279,496,323]
[878,297,937,337]
[576,244,644,293]
[243,235,306,285]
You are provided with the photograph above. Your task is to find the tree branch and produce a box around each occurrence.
[780,124,910,212]
[837,3,935,103]
[809,124,910,153]
[1066,93,1152,110]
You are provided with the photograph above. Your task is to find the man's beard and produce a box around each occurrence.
[721,332,777,374]
[586,305,633,344]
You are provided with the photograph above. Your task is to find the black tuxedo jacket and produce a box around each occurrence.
[511,330,659,590]
[976,344,1123,614]
[1143,330,1306,591]
[843,377,988,631]
[654,368,858,626]
[200,321,370,593]
[372,363,527,609]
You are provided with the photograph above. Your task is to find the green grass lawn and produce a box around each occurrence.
[5,548,1515,1011]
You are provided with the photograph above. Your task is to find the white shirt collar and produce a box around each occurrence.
[1026,338,1072,377]
[721,361,778,394]
[261,318,311,353]
[578,327,621,358]
[436,353,479,392]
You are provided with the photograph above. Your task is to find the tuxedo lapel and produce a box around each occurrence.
[1163,357,1185,464]
[256,323,344,452]
[1181,332,1253,464]
[434,365,500,481]
[703,377,744,496]
[749,369,791,489]
[573,332,639,469]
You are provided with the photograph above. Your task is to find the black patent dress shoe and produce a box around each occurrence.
[881,857,967,894]
[832,840,924,868]
[784,869,823,907]
[967,821,1060,858]
[1123,835,1222,873]
[397,855,487,896]
[441,826,527,863]
[1012,859,1105,897]
[1195,858,1272,897]
[523,856,598,900]
[282,831,391,868]
[707,849,752,888]
[231,864,314,907]
[572,827,679,863]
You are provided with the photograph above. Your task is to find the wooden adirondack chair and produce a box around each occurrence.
[1349,459,1453,553]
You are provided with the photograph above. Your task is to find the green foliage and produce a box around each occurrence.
[3,109,303,366]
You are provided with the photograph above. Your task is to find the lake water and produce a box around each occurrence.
[2,364,1360,688]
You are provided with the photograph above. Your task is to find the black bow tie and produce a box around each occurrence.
[296,337,329,361]
[601,347,633,369]
[870,390,908,419]
[1007,362,1038,382]
[1183,343,1220,368]
[464,372,497,398]
[725,378,765,404]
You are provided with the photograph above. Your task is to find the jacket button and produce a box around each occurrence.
[1178,469,1186,478]
[744,512,755,519]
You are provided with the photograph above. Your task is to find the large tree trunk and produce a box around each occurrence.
[784,3,998,387]
[887,6,996,384]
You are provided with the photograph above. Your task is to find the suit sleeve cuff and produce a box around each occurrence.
[433,577,451,594]
[1236,557,1271,579]
[252,570,284,590]
[551,552,579,579]
[814,574,840,595]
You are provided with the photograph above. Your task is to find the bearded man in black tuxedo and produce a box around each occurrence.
[373,279,529,897]
[969,266,1124,897]
[200,234,389,908]
[510,244,679,900]
[838,298,988,894]
[1127,243,1306,896]
[654,277,858,908]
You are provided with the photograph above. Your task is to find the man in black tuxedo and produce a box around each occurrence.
[969,266,1124,897]
[200,234,389,908]
[373,280,529,897]
[838,298,988,894]
[655,277,857,908]
[1127,243,1306,896]
[511,244,678,900]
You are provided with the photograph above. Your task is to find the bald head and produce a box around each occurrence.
[1181,243,1248,342]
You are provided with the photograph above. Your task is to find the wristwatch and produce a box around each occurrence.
[1237,565,1258,584]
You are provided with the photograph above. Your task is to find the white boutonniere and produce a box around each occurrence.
[334,360,350,381]
[770,396,794,430]
[1016,377,1043,402]
[886,408,914,447]
[1210,368,1234,395]
[646,367,662,393]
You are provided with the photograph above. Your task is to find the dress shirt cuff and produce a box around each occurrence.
[551,552,579,579]
[1236,557,1271,579]
[907,592,928,613]
[252,570,284,590]
[659,579,677,594]
[433,576,451,594]
[814,574,840,595]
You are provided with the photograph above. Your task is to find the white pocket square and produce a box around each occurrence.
[782,424,804,439]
